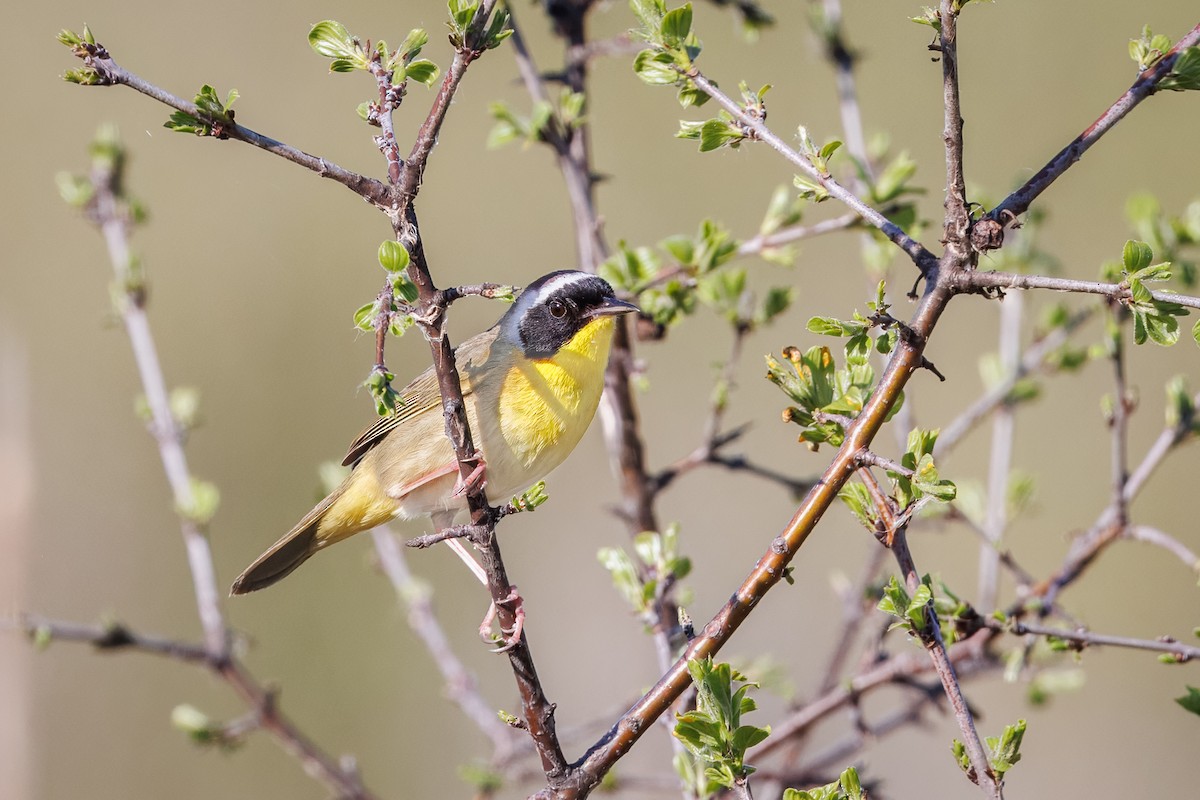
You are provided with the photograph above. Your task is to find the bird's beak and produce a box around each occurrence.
[588,296,640,317]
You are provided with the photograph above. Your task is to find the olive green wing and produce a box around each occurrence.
[340,327,498,467]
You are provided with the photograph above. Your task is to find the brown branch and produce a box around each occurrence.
[372,2,569,782]
[555,274,958,795]
[64,44,389,206]
[14,615,210,664]
[987,22,1200,224]
[14,614,373,798]
[938,0,970,253]
[890,527,1000,797]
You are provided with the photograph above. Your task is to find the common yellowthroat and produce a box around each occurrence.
[231,270,637,595]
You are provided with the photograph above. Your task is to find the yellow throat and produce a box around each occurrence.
[497,315,616,469]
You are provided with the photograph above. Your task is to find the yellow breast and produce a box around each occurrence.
[489,316,616,489]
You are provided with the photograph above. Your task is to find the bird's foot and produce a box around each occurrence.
[452,454,488,499]
[479,585,524,653]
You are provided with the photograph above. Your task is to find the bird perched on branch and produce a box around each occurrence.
[231,270,637,643]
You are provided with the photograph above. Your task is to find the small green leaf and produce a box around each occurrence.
[1160,47,1200,91]
[177,479,220,526]
[633,49,679,85]
[1176,686,1200,716]
[660,4,693,47]
[308,20,357,60]
[405,59,440,86]
[378,240,411,273]
[1122,239,1154,272]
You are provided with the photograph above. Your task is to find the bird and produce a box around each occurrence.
[230,270,638,606]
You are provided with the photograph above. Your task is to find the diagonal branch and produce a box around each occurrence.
[64,46,389,206]
[988,22,1200,224]
[685,70,939,274]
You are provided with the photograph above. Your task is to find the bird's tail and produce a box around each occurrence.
[230,482,347,595]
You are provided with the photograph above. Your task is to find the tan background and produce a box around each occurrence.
[3,1,1199,797]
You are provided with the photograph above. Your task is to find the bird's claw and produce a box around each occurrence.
[452,454,488,499]
[479,585,524,653]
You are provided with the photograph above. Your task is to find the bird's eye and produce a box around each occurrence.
[548,299,567,318]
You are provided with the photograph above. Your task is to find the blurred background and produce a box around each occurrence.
[3,1,1199,797]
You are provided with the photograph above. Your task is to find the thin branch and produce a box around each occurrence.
[954,269,1200,310]
[1023,392,1199,611]
[13,614,373,798]
[64,45,389,205]
[989,618,1200,662]
[684,70,938,273]
[988,22,1200,224]
[1107,307,1132,530]
[891,527,999,797]
[1126,525,1200,573]
[860,441,997,796]
[371,528,518,758]
[736,211,861,256]
[13,615,210,664]
[753,631,991,760]
[56,133,377,800]
[382,2,569,781]
[812,0,872,184]
[89,153,228,658]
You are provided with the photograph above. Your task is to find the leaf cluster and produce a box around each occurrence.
[57,25,111,85]
[676,82,769,151]
[164,85,239,137]
[309,20,440,85]
[876,574,934,635]
[487,89,585,149]
[598,526,691,621]
[1129,26,1200,91]
[767,284,907,449]
[783,767,864,800]
[1112,239,1191,347]
[953,719,1026,781]
[631,1,708,108]
[600,217,793,329]
[446,0,511,51]
[673,658,770,794]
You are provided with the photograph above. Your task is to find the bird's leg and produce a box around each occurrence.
[445,536,488,583]
[440,523,524,652]
[450,453,487,499]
